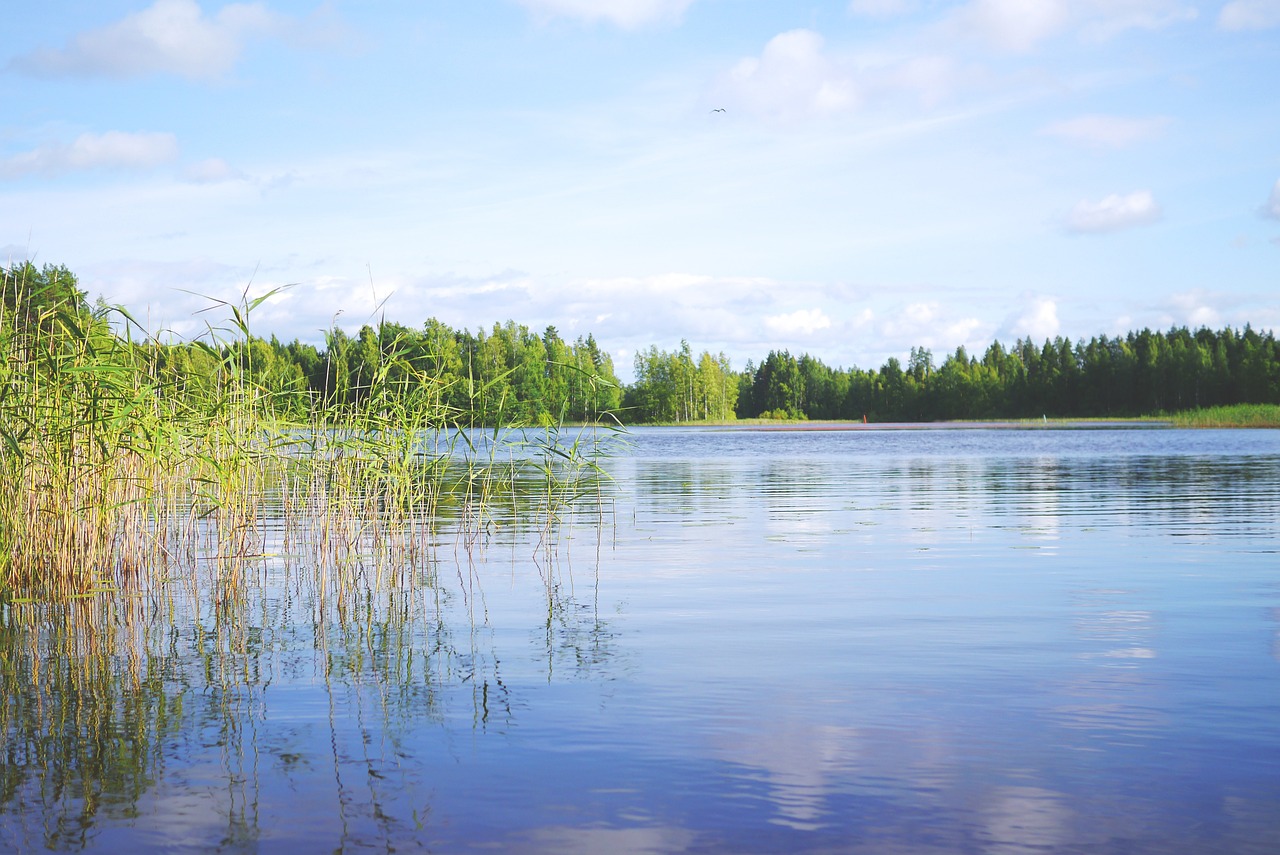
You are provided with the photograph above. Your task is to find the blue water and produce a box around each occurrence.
[3,426,1280,853]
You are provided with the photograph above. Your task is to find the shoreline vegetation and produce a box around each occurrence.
[2,260,1278,598]
[643,405,1280,429]
[1165,403,1280,428]
[1,262,616,602]
[6,262,1273,429]
[629,332,1279,425]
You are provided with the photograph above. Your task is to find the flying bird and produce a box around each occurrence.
[711,108,726,113]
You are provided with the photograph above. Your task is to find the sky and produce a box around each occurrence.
[2,0,1278,379]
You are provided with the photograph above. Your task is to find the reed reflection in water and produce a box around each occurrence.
[0,433,622,853]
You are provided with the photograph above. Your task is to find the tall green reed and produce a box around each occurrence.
[1167,403,1280,428]
[0,265,619,605]
[0,272,170,598]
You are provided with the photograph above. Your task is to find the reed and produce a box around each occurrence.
[0,265,619,604]
[1,278,163,598]
[0,266,622,848]
[1167,403,1280,428]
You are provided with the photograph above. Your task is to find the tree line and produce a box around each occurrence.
[721,328,1280,422]
[4,263,623,428]
[153,318,625,426]
[7,262,1279,426]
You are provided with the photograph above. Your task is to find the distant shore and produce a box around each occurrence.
[632,404,1280,431]
[732,419,1168,431]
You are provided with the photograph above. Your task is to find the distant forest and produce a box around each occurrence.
[228,321,1280,424]
[631,329,1280,422]
[230,319,625,426]
[7,262,1280,425]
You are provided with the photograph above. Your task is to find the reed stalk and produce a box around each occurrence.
[0,265,619,607]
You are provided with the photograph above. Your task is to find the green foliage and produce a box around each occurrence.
[132,313,1275,427]
[126,314,623,428]
[0,262,624,601]
[1168,403,1280,428]
[727,326,1280,424]
[759,407,806,421]
[1,262,88,322]
[8,262,1277,437]
[625,341,737,423]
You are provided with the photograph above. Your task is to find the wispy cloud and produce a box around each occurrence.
[949,0,1070,53]
[1218,0,1280,30]
[183,158,247,184]
[848,0,916,18]
[1,131,179,180]
[713,29,972,119]
[513,0,697,28]
[1076,0,1198,41]
[9,0,284,81]
[1041,114,1170,148]
[715,30,858,120]
[1066,190,1161,234]
[944,0,1196,52]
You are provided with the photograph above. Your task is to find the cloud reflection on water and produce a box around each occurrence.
[5,428,1280,851]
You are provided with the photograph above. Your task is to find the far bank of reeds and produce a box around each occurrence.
[1166,403,1280,428]
[0,263,619,602]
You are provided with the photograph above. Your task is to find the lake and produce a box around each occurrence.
[3,425,1280,853]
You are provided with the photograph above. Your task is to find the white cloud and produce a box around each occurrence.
[10,0,282,80]
[903,301,939,326]
[950,0,1071,52]
[76,257,251,339]
[1168,291,1222,328]
[1000,296,1060,342]
[513,0,696,28]
[764,309,832,337]
[1262,179,1280,219]
[1,131,179,179]
[1041,114,1170,148]
[946,0,1196,51]
[1066,190,1161,234]
[717,30,858,120]
[848,0,916,18]
[877,301,985,356]
[713,30,971,118]
[1140,289,1280,332]
[1218,0,1280,30]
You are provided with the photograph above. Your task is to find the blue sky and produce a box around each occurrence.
[3,0,1278,378]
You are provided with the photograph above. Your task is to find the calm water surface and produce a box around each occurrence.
[3,426,1280,853]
